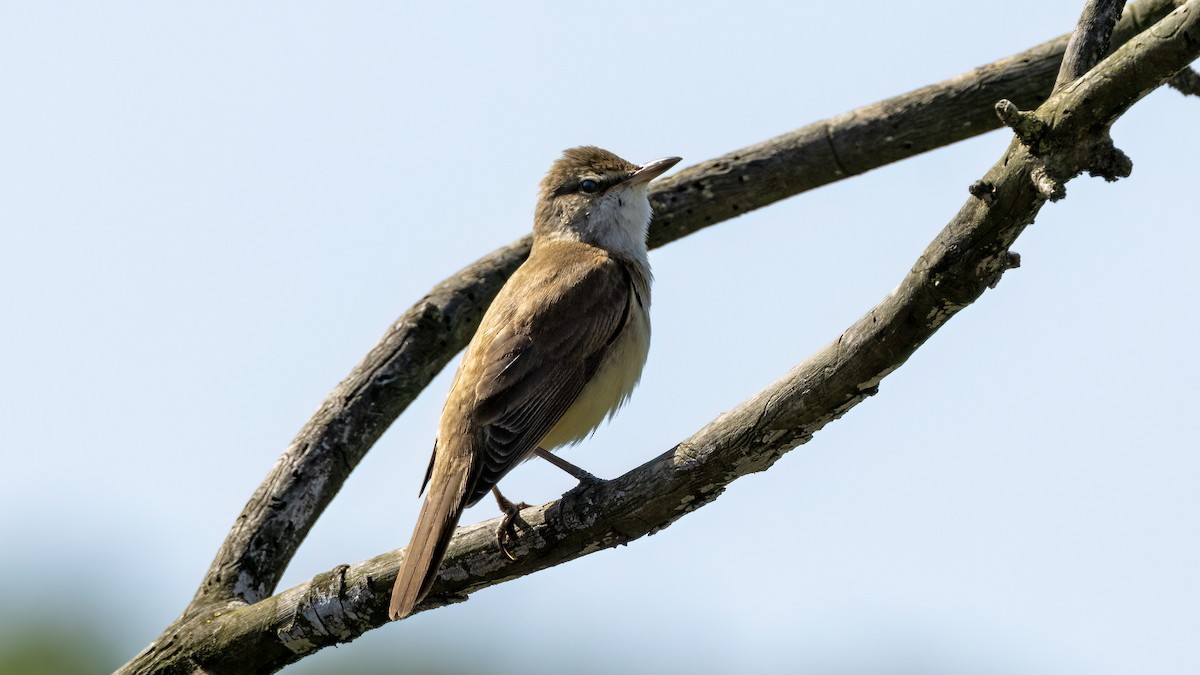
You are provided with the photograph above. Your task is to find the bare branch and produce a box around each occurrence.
[119,2,1200,672]
[648,0,1171,249]
[1056,0,1128,90]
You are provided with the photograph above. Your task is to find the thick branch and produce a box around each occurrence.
[120,2,1200,672]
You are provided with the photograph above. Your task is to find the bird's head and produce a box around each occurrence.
[534,146,680,258]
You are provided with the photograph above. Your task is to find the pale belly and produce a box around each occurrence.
[537,304,650,451]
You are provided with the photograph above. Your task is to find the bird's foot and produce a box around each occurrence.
[492,487,530,561]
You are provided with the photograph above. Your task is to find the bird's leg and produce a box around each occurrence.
[533,447,603,486]
[492,451,604,561]
[491,486,530,561]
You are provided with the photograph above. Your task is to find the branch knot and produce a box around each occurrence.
[1086,135,1133,182]
[968,180,996,204]
[995,99,1049,149]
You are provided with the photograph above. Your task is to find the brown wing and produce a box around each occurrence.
[461,242,634,506]
[391,242,634,620]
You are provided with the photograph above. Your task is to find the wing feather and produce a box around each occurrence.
[461,243,633,506]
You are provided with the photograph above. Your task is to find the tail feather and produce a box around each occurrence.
[389,460,470,620]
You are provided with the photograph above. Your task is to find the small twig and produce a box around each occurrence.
[994,99,1048,146]
[1168,66,1200,95]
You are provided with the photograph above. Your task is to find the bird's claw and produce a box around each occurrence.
[494,496,530,561]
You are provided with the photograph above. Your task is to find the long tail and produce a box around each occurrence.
[389,458,471,620]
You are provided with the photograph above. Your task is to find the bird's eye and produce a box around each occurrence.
[579,179,600,194]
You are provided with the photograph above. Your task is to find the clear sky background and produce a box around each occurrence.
[2,2,1197,674]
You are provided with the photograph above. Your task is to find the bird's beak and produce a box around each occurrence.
[627,156,682,185]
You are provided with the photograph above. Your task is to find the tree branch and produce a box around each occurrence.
[647,0,1174,249]
[1056,0,1128,90]
[120,1,1200,672]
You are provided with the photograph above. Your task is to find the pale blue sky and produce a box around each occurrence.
[2,2,1197,673]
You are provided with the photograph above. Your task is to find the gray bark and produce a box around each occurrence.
[1057,0,1128,90]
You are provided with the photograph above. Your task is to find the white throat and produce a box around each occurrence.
[579,182,652,270]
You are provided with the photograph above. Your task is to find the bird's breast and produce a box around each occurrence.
[537,295,650,451]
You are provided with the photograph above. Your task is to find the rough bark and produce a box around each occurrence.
[120,0,1199,672]
[1057,0,1128,90]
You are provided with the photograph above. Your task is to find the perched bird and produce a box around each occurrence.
[388,147,681,620]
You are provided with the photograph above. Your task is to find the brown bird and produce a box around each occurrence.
[388,147,681,620]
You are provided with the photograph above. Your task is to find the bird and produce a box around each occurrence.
[388,146,681,621]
